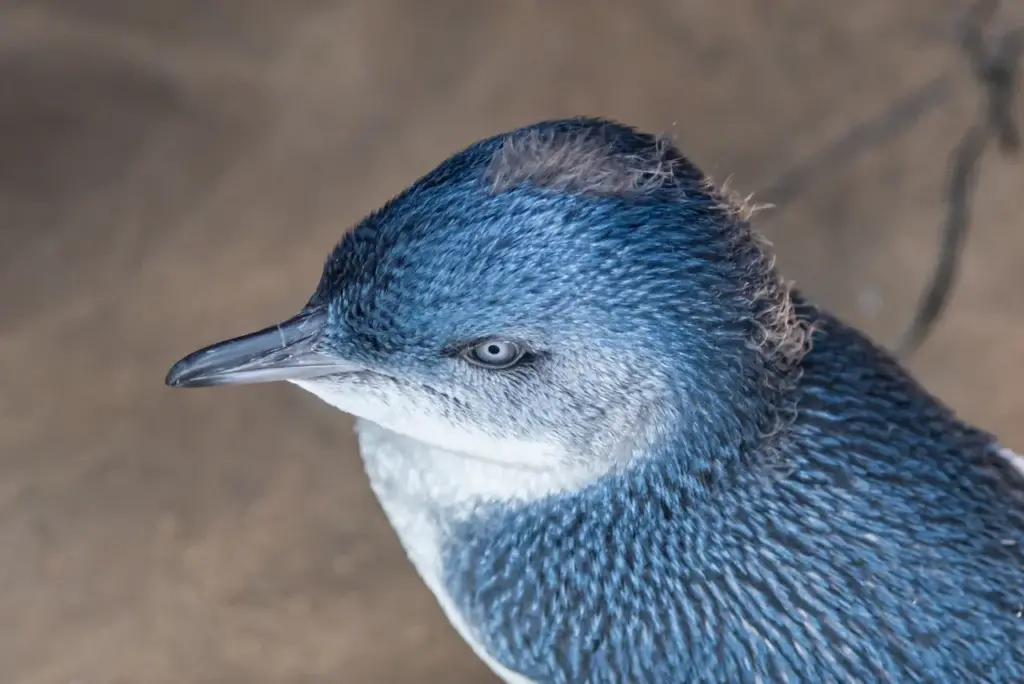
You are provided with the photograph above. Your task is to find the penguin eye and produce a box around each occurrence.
[463,340,525,369]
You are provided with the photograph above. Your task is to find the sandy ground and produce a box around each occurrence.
[1,2,1021,682]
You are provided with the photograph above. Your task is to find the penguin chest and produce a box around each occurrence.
[353,420,542,684]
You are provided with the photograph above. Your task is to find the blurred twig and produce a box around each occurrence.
[764,76,953,210]
[897,0,1022,357]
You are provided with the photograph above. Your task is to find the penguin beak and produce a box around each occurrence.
[165,308,361,388]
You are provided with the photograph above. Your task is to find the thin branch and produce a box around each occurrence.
[897,0,1022,356]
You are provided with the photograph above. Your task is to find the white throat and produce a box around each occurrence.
[355,419,571,684]
[290,379,602,684]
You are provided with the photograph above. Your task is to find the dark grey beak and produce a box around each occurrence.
[165,309,360,388]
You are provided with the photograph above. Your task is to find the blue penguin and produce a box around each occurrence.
[166,117,1024,683]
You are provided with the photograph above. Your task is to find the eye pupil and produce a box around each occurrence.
[487,344,501,356]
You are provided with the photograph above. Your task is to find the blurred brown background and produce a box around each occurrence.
[1,1,1021,682]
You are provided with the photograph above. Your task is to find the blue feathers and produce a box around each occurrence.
[309,118,1024,682]
[441,311,1024,683]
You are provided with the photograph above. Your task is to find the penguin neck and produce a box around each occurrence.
[644,338,804,505]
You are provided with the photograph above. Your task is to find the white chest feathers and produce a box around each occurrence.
[996,445,1024,479]
[353,419,597,684]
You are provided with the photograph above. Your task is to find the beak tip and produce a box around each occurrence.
[165,348,223,388]
[164,357,198,388]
